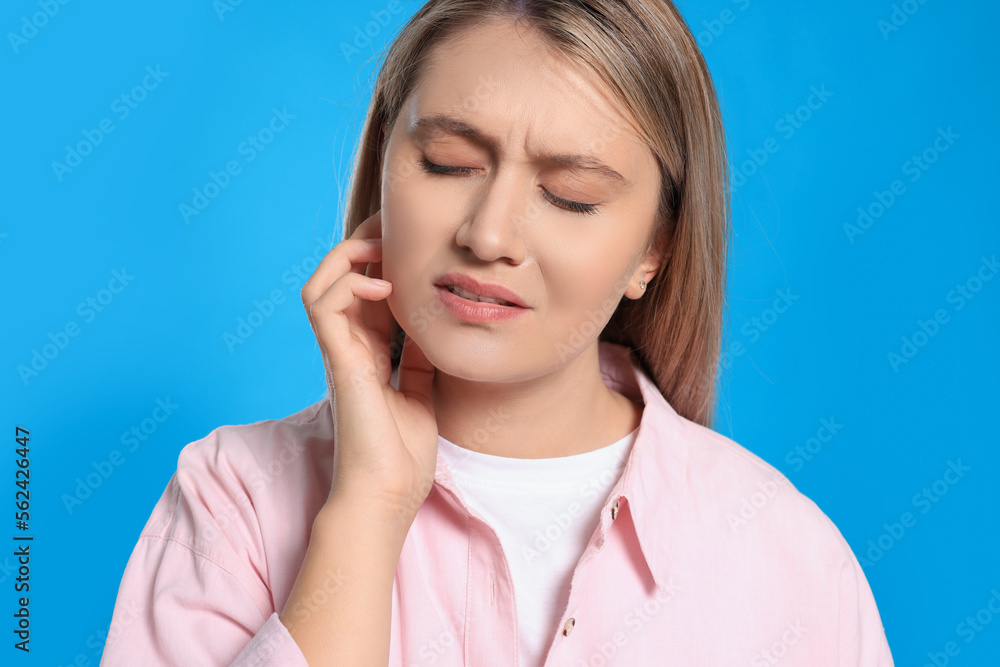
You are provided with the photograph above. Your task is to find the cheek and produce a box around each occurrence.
[381,183,429,280]
[541,242,628,309]
[536,243,633,347]
[380,180,447,328]
[380,228,429,300]
[381,237,427,339]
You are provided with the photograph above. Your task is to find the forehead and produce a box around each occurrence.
[408,19,651,165]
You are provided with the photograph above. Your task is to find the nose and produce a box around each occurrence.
[454,167,530,265]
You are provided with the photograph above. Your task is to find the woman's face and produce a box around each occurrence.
[380,18,666,381]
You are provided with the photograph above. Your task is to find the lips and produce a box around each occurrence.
[434,272,528,308]
[446,284,516,306]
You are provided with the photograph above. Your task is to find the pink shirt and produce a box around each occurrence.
[101,341,895,666]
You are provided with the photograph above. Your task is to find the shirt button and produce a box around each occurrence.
[562,617,576,636]
[611,499,620,520]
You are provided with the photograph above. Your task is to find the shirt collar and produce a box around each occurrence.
[597,341,691,593]
[432,340,690,593]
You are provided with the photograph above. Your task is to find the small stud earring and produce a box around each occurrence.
[639,280,646,290]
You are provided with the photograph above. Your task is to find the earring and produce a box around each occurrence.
[639,280,646,290]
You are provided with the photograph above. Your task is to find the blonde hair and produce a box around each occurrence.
[341,0,730,428]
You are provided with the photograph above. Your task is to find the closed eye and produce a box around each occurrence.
[417,157,600,216]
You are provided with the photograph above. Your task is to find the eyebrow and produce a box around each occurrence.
[410,113,633,188]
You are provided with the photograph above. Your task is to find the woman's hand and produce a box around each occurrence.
[301,209,439,525]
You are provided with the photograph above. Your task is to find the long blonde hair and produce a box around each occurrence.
[341,0,730,429]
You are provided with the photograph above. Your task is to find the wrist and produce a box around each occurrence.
[318,490,419,544]
[328,478,428,521]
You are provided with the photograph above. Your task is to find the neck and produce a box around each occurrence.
[431,342,642,459]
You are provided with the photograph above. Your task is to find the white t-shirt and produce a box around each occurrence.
[436,427,637,667]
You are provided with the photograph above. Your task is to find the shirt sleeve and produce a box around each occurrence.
[100,439,310,666]
[838,550,895,666]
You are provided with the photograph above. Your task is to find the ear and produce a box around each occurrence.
[628,224,672,299]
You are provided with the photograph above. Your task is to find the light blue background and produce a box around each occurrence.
[2,0,997,664]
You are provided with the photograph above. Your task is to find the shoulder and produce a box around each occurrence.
[141,400,333,565]
[673,418,893,658]
[176,399,332,493]
[672,415,857,567]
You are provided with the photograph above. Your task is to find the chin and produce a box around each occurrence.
[409,325,518,381]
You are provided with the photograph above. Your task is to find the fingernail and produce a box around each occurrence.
[371,278,391,286]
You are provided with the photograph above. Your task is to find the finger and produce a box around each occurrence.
[301,239,383,308]
[301,208,381,305]
[352,210,391,330]
[307,271,392,371]
[356,213,394,371]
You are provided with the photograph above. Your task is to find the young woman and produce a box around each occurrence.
[102,1,894,665]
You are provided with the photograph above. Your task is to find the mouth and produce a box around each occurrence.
[434,271,529,308]
[442,284,519,307]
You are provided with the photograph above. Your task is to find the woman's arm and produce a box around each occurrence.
[278,492,415,665]
[283,207,440,662]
